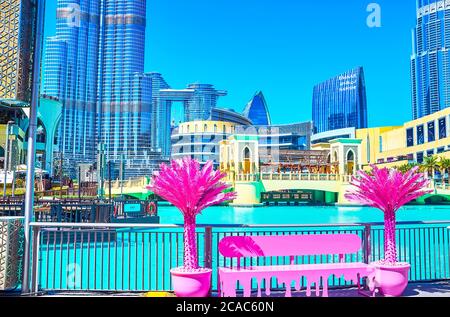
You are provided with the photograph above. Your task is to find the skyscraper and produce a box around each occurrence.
[97,0,150,178]
[312,67,368,134]
[157,83,227,156]
[0,0,37,104]
[411,0,450,119]
[243,91,271,125]
[43,0,101,176]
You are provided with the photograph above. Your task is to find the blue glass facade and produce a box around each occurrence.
[411,0,450,119]
[243,91,271,125]
[312,67,368,134]
[157,83,227,156]
[97,0,148,176]
[43,0,101,176]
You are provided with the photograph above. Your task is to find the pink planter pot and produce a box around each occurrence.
[170,268,212,297]
[370,262,411,297]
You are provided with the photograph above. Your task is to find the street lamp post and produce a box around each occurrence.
[22,0,45,295]
[3,121,14,198]
[120,154,125,198]
[108,161,112,202]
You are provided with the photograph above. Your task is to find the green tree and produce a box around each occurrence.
[438,157,450,185]
[397,163,419,174]
[422,156,439,179]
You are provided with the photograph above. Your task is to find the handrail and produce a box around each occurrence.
[28,220,450,229]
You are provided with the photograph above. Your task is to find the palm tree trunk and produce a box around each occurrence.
[183,215,198,270]
[384,210,397,265]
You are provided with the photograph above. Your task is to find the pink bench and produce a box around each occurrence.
[218,234,376,297]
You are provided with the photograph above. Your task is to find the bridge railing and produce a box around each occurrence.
[259,173,353,183]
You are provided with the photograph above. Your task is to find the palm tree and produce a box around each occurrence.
[148,158,236,271]
[397,163,419,174]
[345,166,432,265]
[422,156,439,179]
[438,157,450,186]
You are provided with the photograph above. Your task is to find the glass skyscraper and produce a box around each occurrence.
[157,83,227,156]
[312,67,368,134]
[243,91,271,125]
[0,0,37,104]
[411,0,450,119]
[43,0,101,176]
[97,0,150,178]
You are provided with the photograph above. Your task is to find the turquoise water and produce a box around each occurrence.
[158,205,450,225]
[37,205,450,293]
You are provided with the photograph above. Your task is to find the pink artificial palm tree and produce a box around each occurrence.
[345,166,432,265]
[148,157,236,271]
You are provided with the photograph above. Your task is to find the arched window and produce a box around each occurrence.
[327,154,331,164]
[347,150,355,161]
[214,124,217,133]
[244,147,251,160]
[333,151,338,162]
[204,124,208,132]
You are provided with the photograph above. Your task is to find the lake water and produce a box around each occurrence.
[158,205,450,225]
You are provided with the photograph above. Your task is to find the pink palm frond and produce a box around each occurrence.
[148,157,237,216]
[345,166,432,264]
[345,166,432,213]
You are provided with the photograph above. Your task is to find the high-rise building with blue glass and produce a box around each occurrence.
[97,0,151,178]
[243,91,271,125]
[411,0,450,119]
[43,0,101,176]
[312,67,368,134]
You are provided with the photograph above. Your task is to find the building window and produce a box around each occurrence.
[437,147,445,154]
[427,149,435,157]
[427,121,435,142]
[204,124,208,132]
[407,154,414,161]
[417,152,424,163]
[406,128,414,147]
[439,117,447,139]
[367,136,371,163]
[379,136,383,153]
[417,125,424,145]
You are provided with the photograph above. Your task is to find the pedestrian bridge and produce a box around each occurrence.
[229,173,450,206]
[103,178,152,200]
[101,173,450,206]
[229,173,354,205]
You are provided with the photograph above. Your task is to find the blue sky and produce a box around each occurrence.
[43,0,417,127]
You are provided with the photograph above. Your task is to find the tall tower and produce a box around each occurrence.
[97,0,149,178]
[411,0,450,119]
[42,0,101,177]
[0,0,37,104]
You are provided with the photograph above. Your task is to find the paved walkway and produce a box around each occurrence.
[26,281,450,297]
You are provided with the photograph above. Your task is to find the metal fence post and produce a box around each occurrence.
[204,227,213,269]
[30,226,40,294]
[204,227,213,296]
[363,224,372,264]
